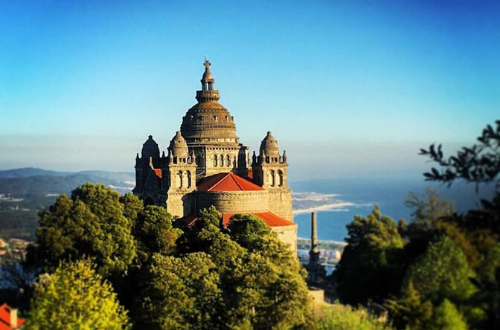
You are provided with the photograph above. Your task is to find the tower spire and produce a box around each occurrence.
[196,58,220,102]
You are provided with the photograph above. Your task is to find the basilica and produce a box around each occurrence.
[133,61,297,251]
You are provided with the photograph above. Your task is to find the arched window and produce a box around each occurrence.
[175,171,182,189]
[187,171,192,188]
[227,155,231,167]
[214,154,218,167]
[278,170,284,186]
[268,170,275,187]
[220,154,224,167]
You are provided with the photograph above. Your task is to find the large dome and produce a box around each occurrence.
[180,61,240,147]
[180,101,239,145]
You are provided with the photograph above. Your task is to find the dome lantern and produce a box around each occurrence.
[196,58,220,102]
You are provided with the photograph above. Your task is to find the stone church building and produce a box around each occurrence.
[133,61,297,251]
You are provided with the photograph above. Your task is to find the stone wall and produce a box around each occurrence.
[272,224,297,253]
[196,190,269,214]
[268,189,294,222]
[203,146,241,177]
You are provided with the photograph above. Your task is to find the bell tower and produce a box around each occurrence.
[162,131,197,218]
[252,131,293,221]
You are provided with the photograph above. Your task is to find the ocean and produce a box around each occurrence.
[290,177,495,242]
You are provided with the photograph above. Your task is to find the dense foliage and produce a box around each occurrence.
[335,121,500,330]
[26,259,131,330]
[135,208,313,330]
[29,184,136,277]
[318,304,393,330]
[21,185,312,329]
[335,205,405,305]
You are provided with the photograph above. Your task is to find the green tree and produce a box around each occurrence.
[428,299,469,330]
[317,303,393,330]
[120,193,144,235]
[136,253,222,330]
[227,214,271,249]
[387,236,477,329]
[470,243,500,329]
[403,236,475,303]
[335,205,406,305]
[226,214,314,330]
[135,209,314,330]
[405,188,455,226]
[134,205,181,262]
[26,259,131,330]
[30,183,136,277]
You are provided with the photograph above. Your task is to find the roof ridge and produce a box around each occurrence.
[230,172,244,190]
[207,172,230,191]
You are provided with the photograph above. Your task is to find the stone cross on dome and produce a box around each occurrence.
[201,57,215,91]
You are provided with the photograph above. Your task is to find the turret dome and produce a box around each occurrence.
[141,135,160,159]
[168,131,189,158]
[259,131,280,157]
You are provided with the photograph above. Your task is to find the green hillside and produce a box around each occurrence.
[0,168,135,240]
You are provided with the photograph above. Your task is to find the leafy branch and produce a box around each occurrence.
[420,120,500,192]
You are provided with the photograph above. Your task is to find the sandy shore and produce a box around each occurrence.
[293,201,354,215]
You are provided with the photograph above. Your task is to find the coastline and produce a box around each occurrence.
[293,201,354,215]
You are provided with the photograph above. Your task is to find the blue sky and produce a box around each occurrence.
[0,0,499,180]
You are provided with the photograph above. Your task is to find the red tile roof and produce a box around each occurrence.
[178,212,294,228]
[197,173,264,192]
[253,212,295,227]
[153,168,162,179]
[0,304,24,330]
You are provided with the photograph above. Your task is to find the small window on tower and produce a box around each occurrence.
[214,115,218,122]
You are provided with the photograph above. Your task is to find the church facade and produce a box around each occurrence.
[133,61,297,251]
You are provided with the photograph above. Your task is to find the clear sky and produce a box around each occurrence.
[1,0,499,180]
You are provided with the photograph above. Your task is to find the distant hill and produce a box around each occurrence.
[0,168,136,240]
[0,168,135,196]
[0,167,74,178]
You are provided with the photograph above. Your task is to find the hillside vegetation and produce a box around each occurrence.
[0,169,134,240]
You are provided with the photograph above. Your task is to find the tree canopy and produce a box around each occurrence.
[334,205,406,305]
[30,184,137,277]
[26,259,131,330]
[135,208,314,330]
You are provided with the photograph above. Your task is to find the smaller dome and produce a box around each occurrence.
[260,131,280,157]
[168,131,189,158]
[141,135,160,159]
